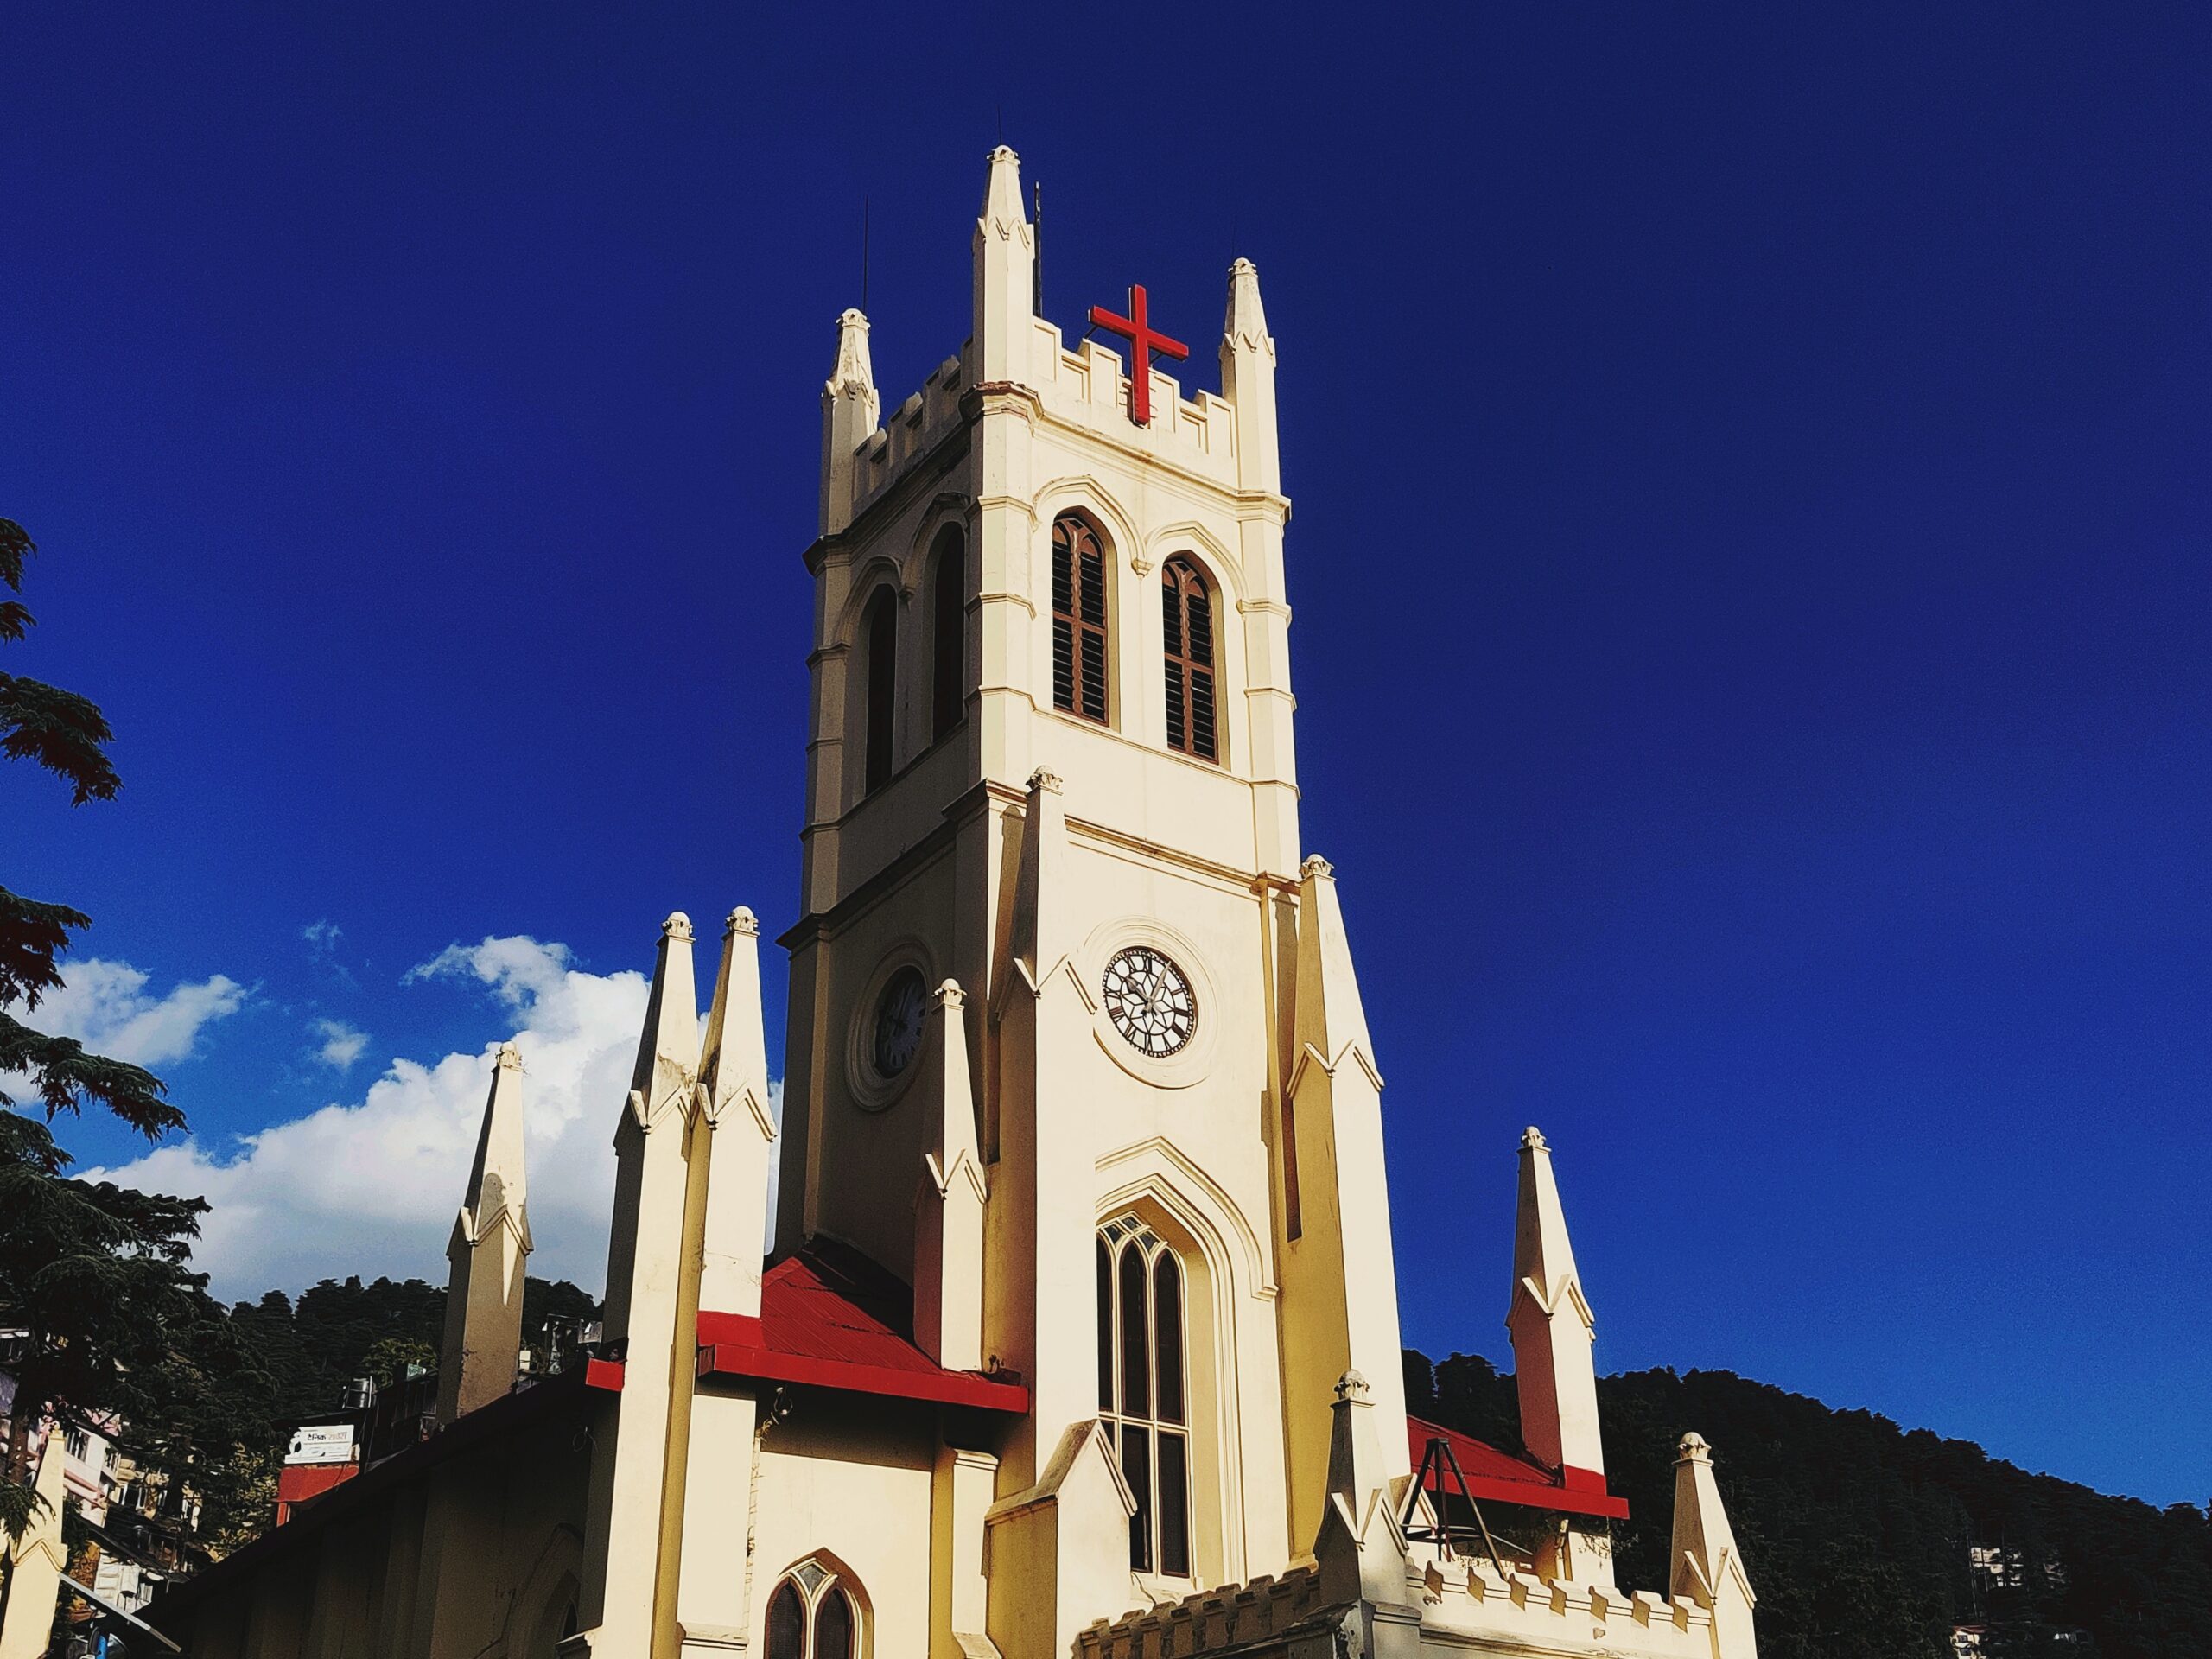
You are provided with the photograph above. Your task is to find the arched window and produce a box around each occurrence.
[1160,557,1217,763]
[861,586,898,794]
[930,526,965,742]
[1096,1216,1191,1578]
[765,1561,861,1659]
[1052,513,1109,724]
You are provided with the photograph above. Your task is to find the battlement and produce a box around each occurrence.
[1077,1545,1726,1659]
[1020,316,1240,488]
[847,352,965,523]
[1401,1544,1722,1658]
[1076,1567,1327,1659]
[832,311,1249,532]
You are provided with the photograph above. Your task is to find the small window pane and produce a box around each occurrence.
[765,1582,804,1659]
[1152,1252,1185,1425]
[1118,1243,1149,1419]
[931,531,964,741]
[1096,1237,1115,1411]
[1121,1423,1154,1573]
[815,1588,855,1659]
[1186,581,1213,666]
[1158,1431,1192,1578]
[864,590,897,792]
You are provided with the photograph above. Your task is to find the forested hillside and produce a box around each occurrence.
[225,1272,597,1432]
[158,1274,595,1553]
[1406,1351,2211,1659]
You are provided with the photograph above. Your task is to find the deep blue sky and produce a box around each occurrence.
[7,7,2208,1506]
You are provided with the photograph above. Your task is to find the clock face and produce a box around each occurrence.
[1102,946,1198,1058]
[871,967,928,1080]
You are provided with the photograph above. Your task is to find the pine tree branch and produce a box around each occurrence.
[0,518,29,595]
[0,885,90,1012]
[0,1009,181,1138]
[0,672,122,804]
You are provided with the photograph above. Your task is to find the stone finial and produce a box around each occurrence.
[438,1035,532,1425]
[696,895,775,1318]
[917,973,986,1371]
[1027,766,1063,794]
[1671,1427,1758,1654]
[1509,1125,1605,1484]
[821,309,882,536]
[628,910,702,1114]
[1224,257,1272,353]
[981,144,1027,232]
[1300,853,1335,880]
[1333,1369,1370,1402]
[972,144,1033,385]
[1220,257,1281,493]
[829,308,874,397]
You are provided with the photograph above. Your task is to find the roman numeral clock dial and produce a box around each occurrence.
[1101,946,1198,1058]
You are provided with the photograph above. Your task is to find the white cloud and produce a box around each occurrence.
[31,959,247,1067]
[88,936,783,1305]
[92,937,641,1299]
[309,1018,369,1071]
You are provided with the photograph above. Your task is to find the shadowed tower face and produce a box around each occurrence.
[775,146,1409,1643]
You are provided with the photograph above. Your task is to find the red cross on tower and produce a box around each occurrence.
[1088,284,1189,427]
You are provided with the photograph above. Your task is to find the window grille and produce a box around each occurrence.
[765,1562,860,1659]
[1052,515,1109,723]
[1161,557,1217,762]
[1096,1217,1192,1577]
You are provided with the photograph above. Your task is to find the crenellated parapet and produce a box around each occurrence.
[1076,1547,1734,1659]
[1076,1567,1327,1659]
[842,352,968,527]
[1011,319,1242,489]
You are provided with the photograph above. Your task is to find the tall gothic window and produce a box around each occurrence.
[1096,1216,1192,1578]
[930,525,965,742]
[1052,513,1109,724]
[1161,557,1217,762]
[861,586,897,793]
[764,1562,859,1659]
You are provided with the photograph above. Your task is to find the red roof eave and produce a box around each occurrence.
[1407,1414,1630,1522]
[696,1310,1028,1414]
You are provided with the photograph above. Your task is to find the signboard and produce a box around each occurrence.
[286,1424,357,1466]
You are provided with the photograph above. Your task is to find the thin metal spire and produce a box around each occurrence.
[1032,179,1043,316]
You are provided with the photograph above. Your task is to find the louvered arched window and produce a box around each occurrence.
[1052,513,1109,724]
[764,1561,860,1659]
[861,586,897,794]
[1161,557,1217,763]
[929,525,965,742]
[1096,1216,1192,1578]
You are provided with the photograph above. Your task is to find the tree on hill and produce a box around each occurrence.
[1406,1350,2212,1659]
[0,515,226,1543]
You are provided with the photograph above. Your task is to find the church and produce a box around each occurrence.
[146,148,1760,1659]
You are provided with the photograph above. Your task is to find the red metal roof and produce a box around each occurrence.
[1406,1414,1630,1521]
[697,1243,1028,1414]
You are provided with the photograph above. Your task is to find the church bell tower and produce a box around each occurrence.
[776,145,1408,1649]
